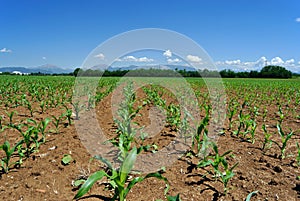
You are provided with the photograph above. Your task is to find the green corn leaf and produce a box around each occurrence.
[167,194,181,201]
[74,170,107,199]
[94,155,113,170]
[221,150,233,157]
[230,162,239,171]
[245,190,259,201]
[198,160,212,168]
[74,179,86,187]
[120,147,137,184]
[144,172,169,195]
[124,177,144,197]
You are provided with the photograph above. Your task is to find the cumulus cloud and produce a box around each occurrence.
[215,56,300,72]
[270,57,284,65]
[186,55,202,63]
[285,59,295,66]
[163,50,172,58]
[296,18,300,22]
[94,53,105,60]
[42,56,47,60]
[167,58,182,64]
[0,48,12,53]
[121,55,154,62]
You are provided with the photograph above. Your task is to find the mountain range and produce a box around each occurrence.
[0,64,199,74]
[0,64,74,74]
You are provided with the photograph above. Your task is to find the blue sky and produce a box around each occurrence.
[0,0,300,71]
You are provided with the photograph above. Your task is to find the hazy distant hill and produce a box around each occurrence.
[90,64,197,71]
[0,64,73,74]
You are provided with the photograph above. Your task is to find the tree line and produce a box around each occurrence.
[74,65,293,78]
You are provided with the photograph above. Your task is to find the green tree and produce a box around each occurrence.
[260,65,292,78]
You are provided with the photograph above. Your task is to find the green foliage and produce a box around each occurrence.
[296,142,300,166]
[275,124,293,159]
[74,147,169,201]
[62,154,73,165]
[262,124,272,151]
[0,140,23,173]
[260,65,292,78]
[198,142,238,194]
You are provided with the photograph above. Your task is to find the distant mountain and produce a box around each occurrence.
[0,64,74,74]
[106,64,197,71]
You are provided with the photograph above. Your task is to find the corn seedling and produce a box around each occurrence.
[74,147,169,201]
[6,111,17,127]
[0,140,23,173]
[227,103,237,130]
[52,114,64,134]
[63,108,73,126]
[296,142,300,166]
[38,118,51,143]
[198,142,237,194]
[274,124,293,159]
[166,103,181,130]
[39,100,45,114]
[72,101,84,120]
[23,99,34,117]
[192,105,210,156]
[262,124,272,151]
[277,105,284,124]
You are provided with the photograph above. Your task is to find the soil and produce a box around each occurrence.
[0,85,299,201]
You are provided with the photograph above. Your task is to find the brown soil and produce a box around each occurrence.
[0,86,299,201]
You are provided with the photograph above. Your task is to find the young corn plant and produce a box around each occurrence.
[166,103,181,131]
[13,120,41,157]
[227,103,237,130]
[38,118,51,143]
[72,101,84,120]
[52,114,64,134]
[6,111,17,127]
[262,124,272,151]
[74,147,169,201]
[274,124,293,159]
[242,119,257,144]
[0,140,23,173]
[23,99,34,117]
[39,100,45,114]
[277,105,285,124]
[296,142,300,166]
[63,108,73,126]
[192,105,210,156]
[198,142,238,194]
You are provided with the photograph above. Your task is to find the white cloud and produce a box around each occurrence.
[285,59,295,66]
[0,48,12,53]
[224,59,241,65]
[215,56,300,72]
[94,53,105,60]
[270,57,284,65]
[121,55,154,62]
[163,50,172,58]
[167,58,182,64]
[296,18,300,22]
[186,55,202,63]
[42,56,47,60]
